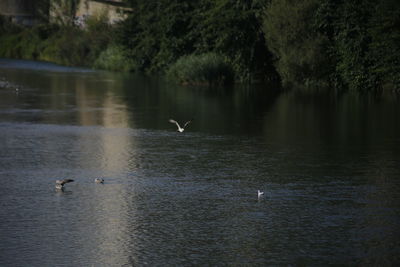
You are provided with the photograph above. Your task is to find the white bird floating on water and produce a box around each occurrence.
[95,178,104,184]
[55,179,74,190]
[169,119,192,132]
[258,190,264,198]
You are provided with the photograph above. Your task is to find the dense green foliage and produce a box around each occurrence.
[263,0,325,87]
[263,0,400,90]
[318,0,400,90]
[0,0,399,90]
[120,0,275,83]
[166,53,234,87]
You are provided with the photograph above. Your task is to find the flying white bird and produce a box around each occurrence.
[169,119,192,132]
[55,179,74,190]
[95,178,104,184]
[257,190,264,198]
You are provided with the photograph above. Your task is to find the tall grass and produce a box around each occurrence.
[93,45,134,72]
[167,53,234,87]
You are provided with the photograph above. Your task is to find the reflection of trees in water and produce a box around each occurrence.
[118,77,282,135]
[262,89,400,147]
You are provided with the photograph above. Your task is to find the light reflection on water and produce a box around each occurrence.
[0,59,400,266]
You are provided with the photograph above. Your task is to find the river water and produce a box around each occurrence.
[0,58,399,266]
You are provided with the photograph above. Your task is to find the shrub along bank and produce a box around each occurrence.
[166,53,234,87]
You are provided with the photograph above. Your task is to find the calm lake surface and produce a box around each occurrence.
[0,58,399,266]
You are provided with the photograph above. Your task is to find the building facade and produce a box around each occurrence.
[76,0,129,25]
[0,0,40,26]
[0,0,129,27]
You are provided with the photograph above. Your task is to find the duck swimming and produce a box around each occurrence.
[94,178,104,184]
[55,179,74,190]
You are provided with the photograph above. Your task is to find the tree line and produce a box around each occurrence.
[0,0,399,90]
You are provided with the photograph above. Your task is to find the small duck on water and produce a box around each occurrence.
[257,190,264,198]
[55,179,74,190]
[95,178,104,184]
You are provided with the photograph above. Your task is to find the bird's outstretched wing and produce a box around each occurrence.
[169,119,181,129]
[56,179,74,185]
[183,120,192,128]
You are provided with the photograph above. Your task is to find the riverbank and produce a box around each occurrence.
[1,0,399,91]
